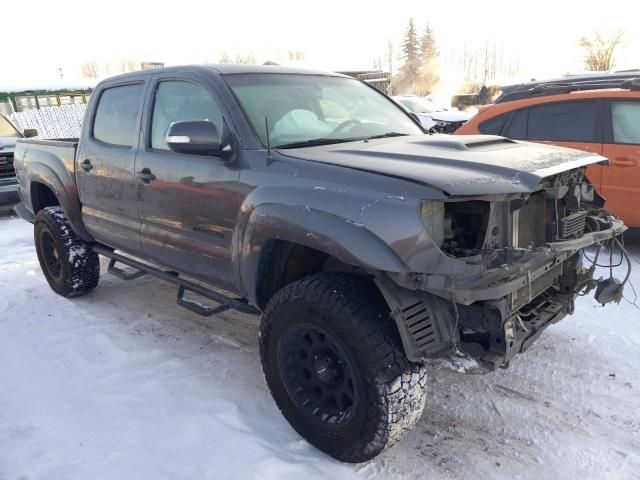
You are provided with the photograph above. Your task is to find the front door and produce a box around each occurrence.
[135,76,241,291]
[76,80,146,254]
[601,100,640,227]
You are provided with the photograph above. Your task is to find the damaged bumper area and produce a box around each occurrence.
[377,169,631,371]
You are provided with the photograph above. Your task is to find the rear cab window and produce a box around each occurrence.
[92,84,144,147]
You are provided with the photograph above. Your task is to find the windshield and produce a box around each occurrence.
[0,115,20,137]
[397,97,444,114]
[224,74,423,148]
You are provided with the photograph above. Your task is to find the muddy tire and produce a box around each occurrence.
[34,206,99,297]
[260,272,427,463]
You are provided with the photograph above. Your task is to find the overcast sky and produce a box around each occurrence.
[3,0,638,89]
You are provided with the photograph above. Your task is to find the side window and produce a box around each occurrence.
[479,114,507,135]
[151,81,223,150]
[611,101,640,144]
[93,84,144,147]
[528,101,598,142]
[503,109,527,139]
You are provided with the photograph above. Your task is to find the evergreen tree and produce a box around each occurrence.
[394,19,421,94]
[418,23,440,95]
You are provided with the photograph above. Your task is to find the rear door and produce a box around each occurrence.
[501,100,604,188]
[76,79,147,254]
[135,74,241,291]
[601,99,640,227]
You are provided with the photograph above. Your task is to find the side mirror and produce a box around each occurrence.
[23,128,38,138]
[166,121,222,156]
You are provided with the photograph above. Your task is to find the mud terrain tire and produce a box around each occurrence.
[34,206,99,297]
[260,272,427,462]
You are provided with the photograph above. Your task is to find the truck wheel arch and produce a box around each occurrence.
[26,162,93,242]
[240,204,409,309]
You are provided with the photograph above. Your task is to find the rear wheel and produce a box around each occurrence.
[260,272,428,463]
[34,206,99,297]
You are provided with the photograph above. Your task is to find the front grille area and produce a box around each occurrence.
[0,154,15,179]
[517,193,547,248]
[511,262,563,310]
[559,210,587,239]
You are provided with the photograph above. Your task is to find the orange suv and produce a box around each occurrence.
[456,76,640,227]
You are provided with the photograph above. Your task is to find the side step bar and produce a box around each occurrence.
[93,245,260,316]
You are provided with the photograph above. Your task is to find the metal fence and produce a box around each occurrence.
[8,104,86,139]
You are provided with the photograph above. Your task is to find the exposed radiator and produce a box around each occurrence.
[516,193,547,248]
[511,263,563,310]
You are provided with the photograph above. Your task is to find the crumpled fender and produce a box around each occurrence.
[239,203,409,305]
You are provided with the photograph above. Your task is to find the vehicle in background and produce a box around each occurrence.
[496,70,640,103]
[0,114,36,212]
[456,76,640,228]
[12,65,630,462]
[393,95,472,132]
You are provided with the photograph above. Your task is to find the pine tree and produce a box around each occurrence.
[418,23,440,95]
[394,19,421,94]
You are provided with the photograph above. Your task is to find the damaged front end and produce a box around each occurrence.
[378,167,630,372]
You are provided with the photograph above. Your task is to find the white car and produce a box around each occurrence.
[393,95,473,131]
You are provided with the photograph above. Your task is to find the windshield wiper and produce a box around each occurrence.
[274,137,363,149]
[365,132,410,140]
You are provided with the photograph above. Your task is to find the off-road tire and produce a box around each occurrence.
[34,206,99,297]
[260,272,428,463]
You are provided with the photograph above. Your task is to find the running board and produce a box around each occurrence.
[94,245,260,316]
[107,258,147,281]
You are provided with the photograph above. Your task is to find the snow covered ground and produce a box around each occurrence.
[1,214,639,480]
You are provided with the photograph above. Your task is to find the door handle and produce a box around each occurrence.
[136,168,156,184]
[612,157,638,167]
[80,159,93,171]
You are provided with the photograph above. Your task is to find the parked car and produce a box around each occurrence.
[456,76,640,227]
[0,114,36,212]
[13,65,629,462]
[496,70,640,102]
[393,95,472,131]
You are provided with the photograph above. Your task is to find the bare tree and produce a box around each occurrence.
[119,60,138,73]
[235,52,256,64]
[219,52,233,64]
[80,61,99,78]
[288,49,305,61]
[579,30,624,71]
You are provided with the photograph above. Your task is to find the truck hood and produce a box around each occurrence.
[278,134,607,196]
[0,136,18,152]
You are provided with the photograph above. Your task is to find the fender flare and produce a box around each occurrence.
[240,203,409,306]
[27,161,93,242]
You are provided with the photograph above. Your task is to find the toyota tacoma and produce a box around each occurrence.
[12,65,630,462]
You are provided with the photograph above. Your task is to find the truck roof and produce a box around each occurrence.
[97,64,346,86]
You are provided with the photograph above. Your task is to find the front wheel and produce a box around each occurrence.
[259,272,428,463]
[34,206,100,297]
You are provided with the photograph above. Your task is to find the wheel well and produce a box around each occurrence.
[30,182,59,214]
[255,240,367,310]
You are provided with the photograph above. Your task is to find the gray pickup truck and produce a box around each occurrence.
[13,65,630,462]
[0,114,36,211]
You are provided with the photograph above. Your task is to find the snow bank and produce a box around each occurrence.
[0,215,639,479]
